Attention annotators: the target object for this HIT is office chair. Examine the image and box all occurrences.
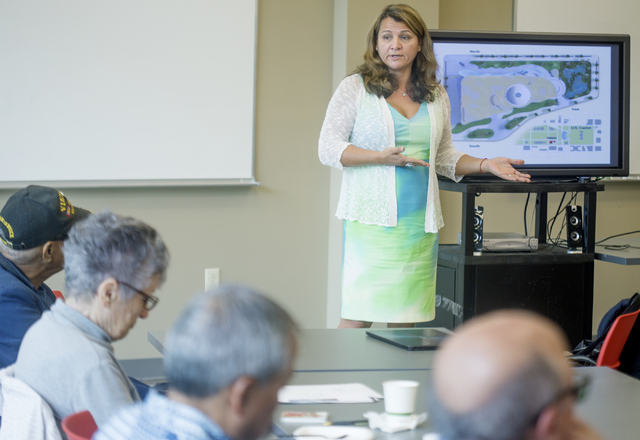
[61,411,98,440]
[597,308,640,369]
[570,293,640,375]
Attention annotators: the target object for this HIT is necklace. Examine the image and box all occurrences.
[398,89,407,97]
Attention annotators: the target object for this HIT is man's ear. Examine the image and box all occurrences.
[532,405,562,440]
[228,376,258,416]
[96,277,120,308]
[41,241,54,263]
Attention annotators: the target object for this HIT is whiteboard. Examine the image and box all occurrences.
[515,0,638,176]
[0,0,257,187]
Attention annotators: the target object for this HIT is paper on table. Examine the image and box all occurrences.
[278,383,383,404]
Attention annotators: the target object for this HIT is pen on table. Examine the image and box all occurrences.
[325,420,369,426]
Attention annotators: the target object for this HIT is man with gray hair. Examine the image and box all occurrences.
[0,185,90,369]
[430,310,602,440]
[3,210,169,431]
[94,285,298,440]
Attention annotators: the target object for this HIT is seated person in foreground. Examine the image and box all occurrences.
[94,285,298,440]
[0,185,90,369]
[430,311,600,440]
[4,210,169,431]
[430,310,602,440]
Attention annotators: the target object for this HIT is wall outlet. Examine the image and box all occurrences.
[205,268,220,291]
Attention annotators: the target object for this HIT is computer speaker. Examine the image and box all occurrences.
[474,206,484,252]
[566,205,584,248]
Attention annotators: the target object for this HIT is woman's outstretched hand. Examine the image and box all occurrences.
[484,157,531,182]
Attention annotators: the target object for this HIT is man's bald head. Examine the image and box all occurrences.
[430,311,573,440]
[434,310,570,412]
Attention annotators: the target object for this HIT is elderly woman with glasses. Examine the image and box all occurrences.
[11,210,169,431]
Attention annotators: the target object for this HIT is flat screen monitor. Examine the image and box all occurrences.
[429,30,630,178]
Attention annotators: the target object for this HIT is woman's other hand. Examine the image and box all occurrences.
[484,157,531,182]
[340,144,429,167]
[378,146,429,167]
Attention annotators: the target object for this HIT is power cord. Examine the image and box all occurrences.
[544,192,578,251]
[596,231,640,250]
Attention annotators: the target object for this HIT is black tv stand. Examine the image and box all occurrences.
[424,178,604,346]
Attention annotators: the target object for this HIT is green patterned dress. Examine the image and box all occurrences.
[341,102,438,323]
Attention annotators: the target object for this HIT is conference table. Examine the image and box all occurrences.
[274,367,640,440]
[148,328,448,371]
[148,329,640,439]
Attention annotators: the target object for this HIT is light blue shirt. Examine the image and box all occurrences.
[93,391,232,440]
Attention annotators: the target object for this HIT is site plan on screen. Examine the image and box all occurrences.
[434,43,613,166]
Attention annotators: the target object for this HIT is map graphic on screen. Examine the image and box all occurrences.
[431,37,624,173]
[445,54,599,144]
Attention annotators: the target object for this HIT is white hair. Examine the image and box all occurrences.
[164,285,298,397]
[63,210,169,301]
[0,240,42,265]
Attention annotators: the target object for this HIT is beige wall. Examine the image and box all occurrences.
[0,0,335,360]
[439,0,513,31]
[592,183,640,325]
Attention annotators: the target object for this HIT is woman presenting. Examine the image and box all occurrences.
[319,4,530,329]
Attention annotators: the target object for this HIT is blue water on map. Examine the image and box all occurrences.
[563,65,589,99]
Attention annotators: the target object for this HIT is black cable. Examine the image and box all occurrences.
[546,193,565,240]
[546,192,569,244]
[548,208,567,248]
[524,193,531,236]
[538,194,564,253]
[604,245,631,251]
[595,230,640,245]
[555,211,568,246]
[545,192,578,250]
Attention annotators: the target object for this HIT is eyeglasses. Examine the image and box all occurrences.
[531,375,590,424]
[116,280,159,311]
[554,375,590,403]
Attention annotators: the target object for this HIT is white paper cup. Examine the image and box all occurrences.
[382,380,419,416]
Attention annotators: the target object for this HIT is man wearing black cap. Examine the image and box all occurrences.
[0,185,90,369]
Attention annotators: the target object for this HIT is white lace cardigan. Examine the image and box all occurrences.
[318,74,465,233]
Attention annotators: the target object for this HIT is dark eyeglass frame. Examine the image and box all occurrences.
[531,375,591,425]
[116,280,159,311]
